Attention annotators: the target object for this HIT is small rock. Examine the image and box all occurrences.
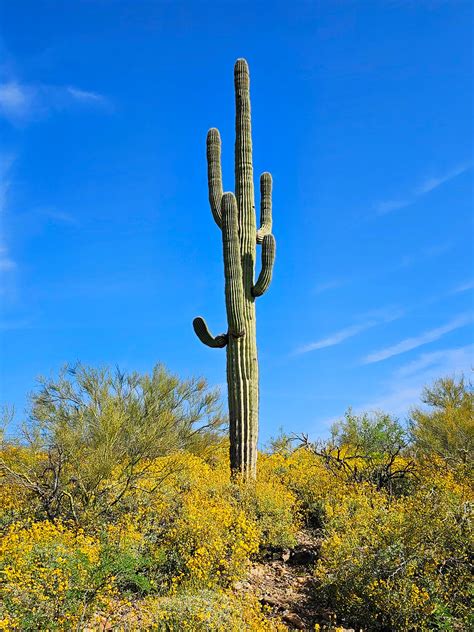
[233,580,250,591]
[282,612,306,629]
[289,548,318,565]
[282,549,291,562]
[261,594,279,606]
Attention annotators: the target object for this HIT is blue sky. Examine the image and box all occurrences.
[0,0,472,442]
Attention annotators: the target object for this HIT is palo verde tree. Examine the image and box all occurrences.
[0,363,224,522]
[193,59,276,478]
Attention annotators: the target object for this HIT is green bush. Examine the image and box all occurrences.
[313,466,473,631]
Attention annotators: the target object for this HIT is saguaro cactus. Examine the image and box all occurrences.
[193,59,276,478]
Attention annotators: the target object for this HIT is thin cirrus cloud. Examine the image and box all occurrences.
[352,343,474,419]
[362,313,473,365]
[39,208,79,226]
[0,154,16,273]
[374,163,471,215]
[295,307,404,354]
[319,343,473,428]
[0,79,109,124]
[0,246,16,272]
[313,279,347,295]
[451,279,474,294]
[393,343,474,379]
[296,322,376,354]
[315,242,452,296]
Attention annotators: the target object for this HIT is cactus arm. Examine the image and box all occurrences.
[252,234,276,297]
[221,192,245,337]
[207,128,223,228]
[193,317,228,348]
[256,172,272,244]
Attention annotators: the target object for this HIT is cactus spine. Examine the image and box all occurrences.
[193,59,276,478]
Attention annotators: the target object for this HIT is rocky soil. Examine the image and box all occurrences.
[235,530,357,631]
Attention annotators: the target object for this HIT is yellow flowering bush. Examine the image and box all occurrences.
[264,447,345,527]
[0,521,113,630]
[165,488,259,588]
[87,589,286,630]
[1,381,472,632]
[138,453,259,588]
[313,465,473,630]
[0,446,39,529]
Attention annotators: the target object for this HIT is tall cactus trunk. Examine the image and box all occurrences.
[193,59,275,479]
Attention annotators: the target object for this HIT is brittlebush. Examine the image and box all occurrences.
[312,463,472,631]
[0,521,113,630]
[1,443,472,631]
[0,449,295,629]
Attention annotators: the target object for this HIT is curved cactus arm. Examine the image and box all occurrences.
[256,172,272,244]
[252,233,276,297]
[207,128,223,228]
[193,317,228,348]
[222,192,245,337]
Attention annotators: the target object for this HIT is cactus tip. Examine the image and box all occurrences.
[207,128,220,141]
[235,57,248,68]
[221,191,237,208]
[234,58,249,87]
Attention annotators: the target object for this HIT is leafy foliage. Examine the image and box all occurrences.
[410,376,473,472]
[1,363,224,522]
[313,465,472,630]
[0,369,472,630]
[298,410,416,495]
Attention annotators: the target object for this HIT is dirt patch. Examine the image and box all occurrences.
[235,531,318,629]
[235,530,356,631]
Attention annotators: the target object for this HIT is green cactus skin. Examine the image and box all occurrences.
[193,59,276,478]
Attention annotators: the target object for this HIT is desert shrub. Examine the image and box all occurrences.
[313,466,473,631]
[263,448,342,528]
[302,410,416,495]
[118,450,297,586]
[236,453,300,550]
[0,521,114,630]
[1,369,472,631]
[165,486,259,588]
[0,363,224,524]
[87,589,286,631]
[0,446,32,529]
[0,506,285,631]
[410,376,473,474]
[146,453,259,588]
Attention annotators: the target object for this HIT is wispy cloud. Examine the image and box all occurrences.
[0,318,31,330]
[314,279,347,294]
[376,198,411,214]
[415,164,471,195]
[314,242,452,297]
[394,344,474,379]
[297,322,376,354]
[0,79,109,124]
[295,306,404,354]
[0,153,15,213]
[451,280,474,294]
[396,242,453,269]
[0,246,16,271]
[356,344,473,417]
[362,313,473,365]
[65,86,106,104]
[0,154,16,274]
[0,82,30,121]
[40,208,79,225]
[375,163,471,215]
[319,343,473,430]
